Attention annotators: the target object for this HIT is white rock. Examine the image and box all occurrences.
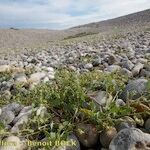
[47,73,55,80]
[43,77,49,83]
[138,58,148,64]
[0,65,10,73]
[29,72,46,83]
[46,67,54,72]
[84,63,93,70]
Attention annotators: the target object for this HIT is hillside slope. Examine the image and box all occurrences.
[0,9,150,52]
[69,9,150,33]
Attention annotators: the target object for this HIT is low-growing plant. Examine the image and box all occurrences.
[0,72,12,82]
[0,69,149,149]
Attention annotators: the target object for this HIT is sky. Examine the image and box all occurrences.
[0,0,150,29]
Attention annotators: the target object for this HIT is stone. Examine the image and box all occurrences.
[115,116,136,132]
[29,72,46,83]
[115,99,126,107]
[0,109,15,125]
[13,73,27,84]
[140,69,150,77]
[104,65,121,73]
[138,58,148,64]
[43,77,49,83]
[11,106,35,132]
[145,118,150,133]
[121,60,134,71]
[92,58,101,67]
[84,63,93,70]
[120,79,148,101]
[47,72,55,80]
[11,115,29,133]
[109,128,150,150]
[107,54,117,65]
[87,91,112,108]
[12,106,33,124]
[68,65,77,72]
[120,68,132,77]
[75,124,98,148]
[100,127,117,148]
[0,65,10,73]
[132,62,144,76]
[80,69,89,74]
[3,102,23,115]
[45,67,54,72]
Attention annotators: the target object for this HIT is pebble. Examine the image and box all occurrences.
[132,62,144,76]
[122,60,134,71]
[87,91,112,108]
[109,128,150,150]
[84,63,93,70]
[100,127,117,148]
[120,78,148,101]
[0,65,10,73]
[75,124,98,148]
[29,72,46,83]
[13,73,27,84]
[115,116,136,132]
[0,109,15,125]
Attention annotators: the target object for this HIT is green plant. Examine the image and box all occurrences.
[0,69,149,149]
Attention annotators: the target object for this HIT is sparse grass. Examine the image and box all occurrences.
[63,32,97,40]
[0,72,12,82]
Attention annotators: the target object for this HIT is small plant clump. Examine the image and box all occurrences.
[0,69,149,149]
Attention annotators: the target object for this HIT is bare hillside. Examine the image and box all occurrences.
[0,9,150,52]
[69,9,150,33]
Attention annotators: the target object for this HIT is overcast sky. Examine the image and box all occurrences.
[0,0,150,29]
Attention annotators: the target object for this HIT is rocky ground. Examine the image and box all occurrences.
[0,10,150,150]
